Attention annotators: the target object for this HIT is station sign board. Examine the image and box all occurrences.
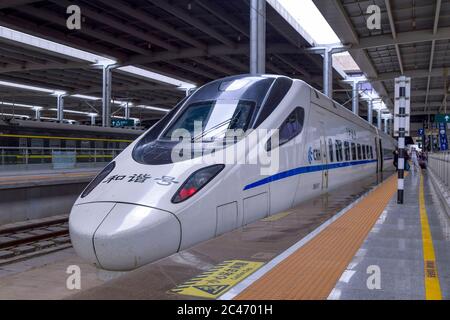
[439,122,448,151]
[435,114,450,123]
[111,119,134,127]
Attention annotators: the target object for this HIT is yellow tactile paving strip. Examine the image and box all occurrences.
[236,174,398,300]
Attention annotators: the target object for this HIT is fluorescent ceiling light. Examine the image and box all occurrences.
[0,113,30,119]
[135,105,170,113]
[70,94,101,101]
[118,66,196,89]
[0,101,42,109]
[0,26,196,89]
[0,80,56,94]
[48,108,93,115]
[0,26,115,63]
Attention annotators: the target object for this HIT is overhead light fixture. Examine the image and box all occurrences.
[48,108,94,115]
[135,105,170,113]
[70,94,101,101]
[0,80,56,94]
[0,101,43,109]
[0,113,30,119]
[118,66,196,90]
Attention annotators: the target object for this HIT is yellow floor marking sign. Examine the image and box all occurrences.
[262,210,292,222]
[419,173,442,300]
[170,260,264,299]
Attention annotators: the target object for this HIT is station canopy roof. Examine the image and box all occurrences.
[314,0,450,118]
[0,0,359,122]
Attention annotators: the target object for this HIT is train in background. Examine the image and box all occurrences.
[69,74,397,271]
[0,119,143,166]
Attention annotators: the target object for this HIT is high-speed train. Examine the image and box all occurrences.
[69,75,397,271]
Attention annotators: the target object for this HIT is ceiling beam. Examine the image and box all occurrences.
[353,27,450,50]
[146,0,236,48]
[384,0,404,74]
[0,0,40,9]
[313,0,392,108]
[50,0,179,52]
[15,5,152,56]
[425,0,442,112]
[375,67,448,82]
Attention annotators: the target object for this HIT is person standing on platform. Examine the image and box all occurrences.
[411,148,420,172]
[393,148,399,171]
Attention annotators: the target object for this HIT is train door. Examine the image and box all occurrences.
[319,121,329,191]
[379,138,384,171]
[375,137,380,173]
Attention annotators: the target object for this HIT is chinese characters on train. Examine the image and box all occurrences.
[103,174,179,186]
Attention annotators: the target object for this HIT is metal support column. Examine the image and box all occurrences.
[90,114,96,126]
[124,102,130,120]
[377,109,382,130]
[250,0,266,75]
[34,107,41,121]
[102,65,115,127]
[352,81,359,115]
[57,94,64,122]
[367,99,373,125]
[323,49,333,98]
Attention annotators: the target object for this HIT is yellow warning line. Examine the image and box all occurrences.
[419,172,442,300]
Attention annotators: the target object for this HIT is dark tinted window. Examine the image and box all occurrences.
[362,145,367,159]
[351,143,357,160]
[335,140,343,162]
[266,107,305,151]
[162,100,254,142]
[329,138,334,163]
[344,141,350,161]
[357,144,362,159]
[254,77,293,128]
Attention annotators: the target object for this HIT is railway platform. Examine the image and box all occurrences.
[0,168,98,225]
[64,169,449,300]
[0,168,98,190]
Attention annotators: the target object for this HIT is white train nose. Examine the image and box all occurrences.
[69,202,181,271]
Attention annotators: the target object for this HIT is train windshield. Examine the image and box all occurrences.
[162,100,254,143]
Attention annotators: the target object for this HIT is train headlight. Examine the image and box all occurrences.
[80,161,116,198]
[171,164,225,203]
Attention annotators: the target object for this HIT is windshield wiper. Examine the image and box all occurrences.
[191,118,232,142]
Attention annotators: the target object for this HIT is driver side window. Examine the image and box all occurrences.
[266,107,305,151]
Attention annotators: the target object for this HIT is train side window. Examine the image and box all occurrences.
[344,141,350,161]
[357,144,362,160]
[335,140,343,162]
[351,143,357,161]
[366,145,370,159]
[266,107,305,151]
[362,145,367,159]
[328,138,334,162]
[370,146,374,159]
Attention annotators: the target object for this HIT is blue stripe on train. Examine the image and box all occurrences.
[243,159,378,190]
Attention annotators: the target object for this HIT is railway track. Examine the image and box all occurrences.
[0,215,71,265]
